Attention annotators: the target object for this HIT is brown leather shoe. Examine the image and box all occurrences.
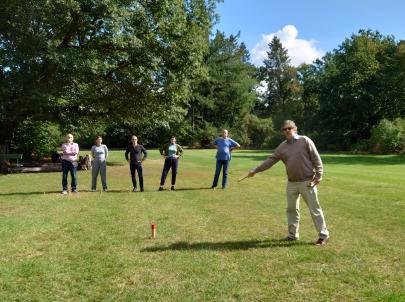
[315,237,329,246]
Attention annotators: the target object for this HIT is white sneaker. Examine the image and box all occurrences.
[92,189,97,192]
[61,190,68,195]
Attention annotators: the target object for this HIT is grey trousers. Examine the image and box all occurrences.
[92,160,107,190]
[286,180,329,240]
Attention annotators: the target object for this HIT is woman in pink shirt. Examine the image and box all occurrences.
[61,133,79,194]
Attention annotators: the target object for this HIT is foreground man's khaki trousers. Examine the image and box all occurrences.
[286,181,329,240]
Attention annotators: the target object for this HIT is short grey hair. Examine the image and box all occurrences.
[282,120,297,130]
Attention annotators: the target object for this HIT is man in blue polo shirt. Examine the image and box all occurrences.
[211,129,240,189]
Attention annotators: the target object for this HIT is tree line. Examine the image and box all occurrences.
[1,1,404,159]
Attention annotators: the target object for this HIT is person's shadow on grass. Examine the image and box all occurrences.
[0,189,132,196]
[165,187,211,192]
[0,191,62,196]
[141,239,313,252]
[0,188,216,196]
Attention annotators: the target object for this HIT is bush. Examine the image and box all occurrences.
[367,118,405,153]
[233,114,276,148]
[192,122,219,148]
[12,120,62,159]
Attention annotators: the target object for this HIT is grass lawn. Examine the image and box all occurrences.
[0,149,404,301]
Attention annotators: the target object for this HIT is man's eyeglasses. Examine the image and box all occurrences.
[283,127,293,131]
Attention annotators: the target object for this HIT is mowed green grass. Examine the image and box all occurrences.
[0,150,404,301]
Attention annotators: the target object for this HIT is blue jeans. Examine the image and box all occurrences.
[130,162,143,190]
[62,160,77,191]
[160,157,178,186]
[212,159,230,188]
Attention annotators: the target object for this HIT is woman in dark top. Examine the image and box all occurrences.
[125,135,147,192]
[158,136,184,191]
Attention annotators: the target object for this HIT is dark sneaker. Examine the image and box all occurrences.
[140,188,144,192]
[315,237,329,246]
[132,188,137,192]
[171,186,175,191]
[158,187,164,191]
[103,188,108,192]
[71,190,78,193]
[221,186,226,189]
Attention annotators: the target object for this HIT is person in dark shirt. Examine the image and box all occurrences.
[125,135,148,192]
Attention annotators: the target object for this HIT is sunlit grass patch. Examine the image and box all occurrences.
[0,150,404,301]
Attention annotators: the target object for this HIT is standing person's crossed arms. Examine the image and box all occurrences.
[61,133,79,194]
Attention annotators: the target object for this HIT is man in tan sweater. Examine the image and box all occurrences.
[248,120,330,246]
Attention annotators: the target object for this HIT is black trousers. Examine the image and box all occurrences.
[130,162,143,190]
[160,157,178,186]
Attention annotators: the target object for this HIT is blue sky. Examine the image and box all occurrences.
[214,0,405,66]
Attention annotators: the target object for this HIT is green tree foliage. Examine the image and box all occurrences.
[60,117,108,149]
[3,1,405,155]
[0,0,219,147]
[316,30,400,148]
[376,40,405,119]
[257,36,301,126]
[188,31,258,144]
[12,120,62,159]
[296,62,323,133]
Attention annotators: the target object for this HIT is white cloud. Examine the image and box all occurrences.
[251,25,325,66]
